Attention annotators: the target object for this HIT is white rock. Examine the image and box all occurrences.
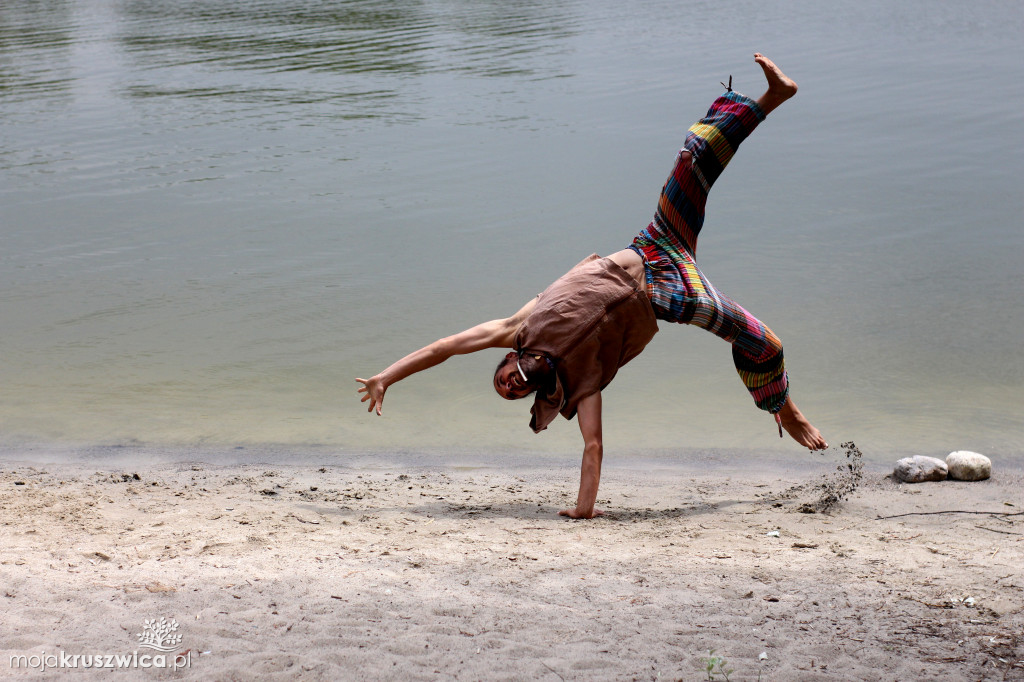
[894,456,947,483]
[946,451,991,481]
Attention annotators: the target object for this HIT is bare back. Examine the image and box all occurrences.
[606,248,646,287]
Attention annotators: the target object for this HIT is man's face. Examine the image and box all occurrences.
[494,355,531,400]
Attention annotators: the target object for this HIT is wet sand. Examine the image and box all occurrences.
[1,454,1022,680]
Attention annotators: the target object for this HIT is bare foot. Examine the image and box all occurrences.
[753,53,798,115]
[776,398,828,451]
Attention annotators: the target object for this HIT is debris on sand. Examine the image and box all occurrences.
[800,441,864,513]
[764,441,864,513]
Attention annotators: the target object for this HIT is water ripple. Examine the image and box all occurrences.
[2,0,1022,452]
[115,0,576,77]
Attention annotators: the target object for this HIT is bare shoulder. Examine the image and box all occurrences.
[438,296,538,355]
[508,295,539,327]
[494,296,539,347]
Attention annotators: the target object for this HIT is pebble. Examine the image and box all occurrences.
[894,456,947,483]
[946,451,992,481]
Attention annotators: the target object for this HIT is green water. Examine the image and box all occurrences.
[2,0,1023,462]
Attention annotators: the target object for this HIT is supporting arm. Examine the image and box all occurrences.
[559,391,604,519]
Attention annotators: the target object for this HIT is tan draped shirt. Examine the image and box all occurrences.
[514,254,659,433]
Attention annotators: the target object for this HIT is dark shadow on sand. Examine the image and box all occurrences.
[295,498,756,522]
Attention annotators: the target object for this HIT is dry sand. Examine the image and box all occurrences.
[1,451,1022,681]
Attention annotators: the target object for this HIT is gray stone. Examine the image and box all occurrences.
[946,451,991,481]
[894,456,948,483]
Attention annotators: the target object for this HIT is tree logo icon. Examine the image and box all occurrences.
[136,618,183,652]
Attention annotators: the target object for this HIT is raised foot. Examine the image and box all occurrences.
[776,399,828,452]
[753,53,797,114]
[755,53,798,97]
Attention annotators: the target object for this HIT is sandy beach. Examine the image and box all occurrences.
[2,451,1022,681]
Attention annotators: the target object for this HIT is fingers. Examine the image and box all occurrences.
[356,377,384,415]
[362,392,382,414]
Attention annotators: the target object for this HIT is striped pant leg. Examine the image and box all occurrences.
[653,91,766,256]
[673,250,789,413]
[632,91,785,413]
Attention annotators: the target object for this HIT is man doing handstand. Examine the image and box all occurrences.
[357,54,827,519]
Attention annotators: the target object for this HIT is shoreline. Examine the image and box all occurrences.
[2,458,1022,680]
[3,441,1022,472]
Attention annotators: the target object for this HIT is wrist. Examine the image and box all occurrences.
[574,496,596,514]
[576,505,594,517]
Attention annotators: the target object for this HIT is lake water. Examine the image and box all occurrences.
[2,0,1023,463]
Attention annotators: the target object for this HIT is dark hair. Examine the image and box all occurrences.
[518,353,555,391]
[494,354,518,378]
[494,352,555,396]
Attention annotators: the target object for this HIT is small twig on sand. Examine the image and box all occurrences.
[541,661,565,681]
[504,527,554,533]
[876,510,1024,520]
[975,525,1023,536]
[901,595,952,609]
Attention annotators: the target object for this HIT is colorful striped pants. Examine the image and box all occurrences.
[628,91,789,414]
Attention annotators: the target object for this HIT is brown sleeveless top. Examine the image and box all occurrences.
[514,254,658,433]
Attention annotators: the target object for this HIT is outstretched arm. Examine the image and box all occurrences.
[559,391,604,519]
[356,297,538,415]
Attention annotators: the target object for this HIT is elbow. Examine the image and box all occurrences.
[428,338,454,360]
